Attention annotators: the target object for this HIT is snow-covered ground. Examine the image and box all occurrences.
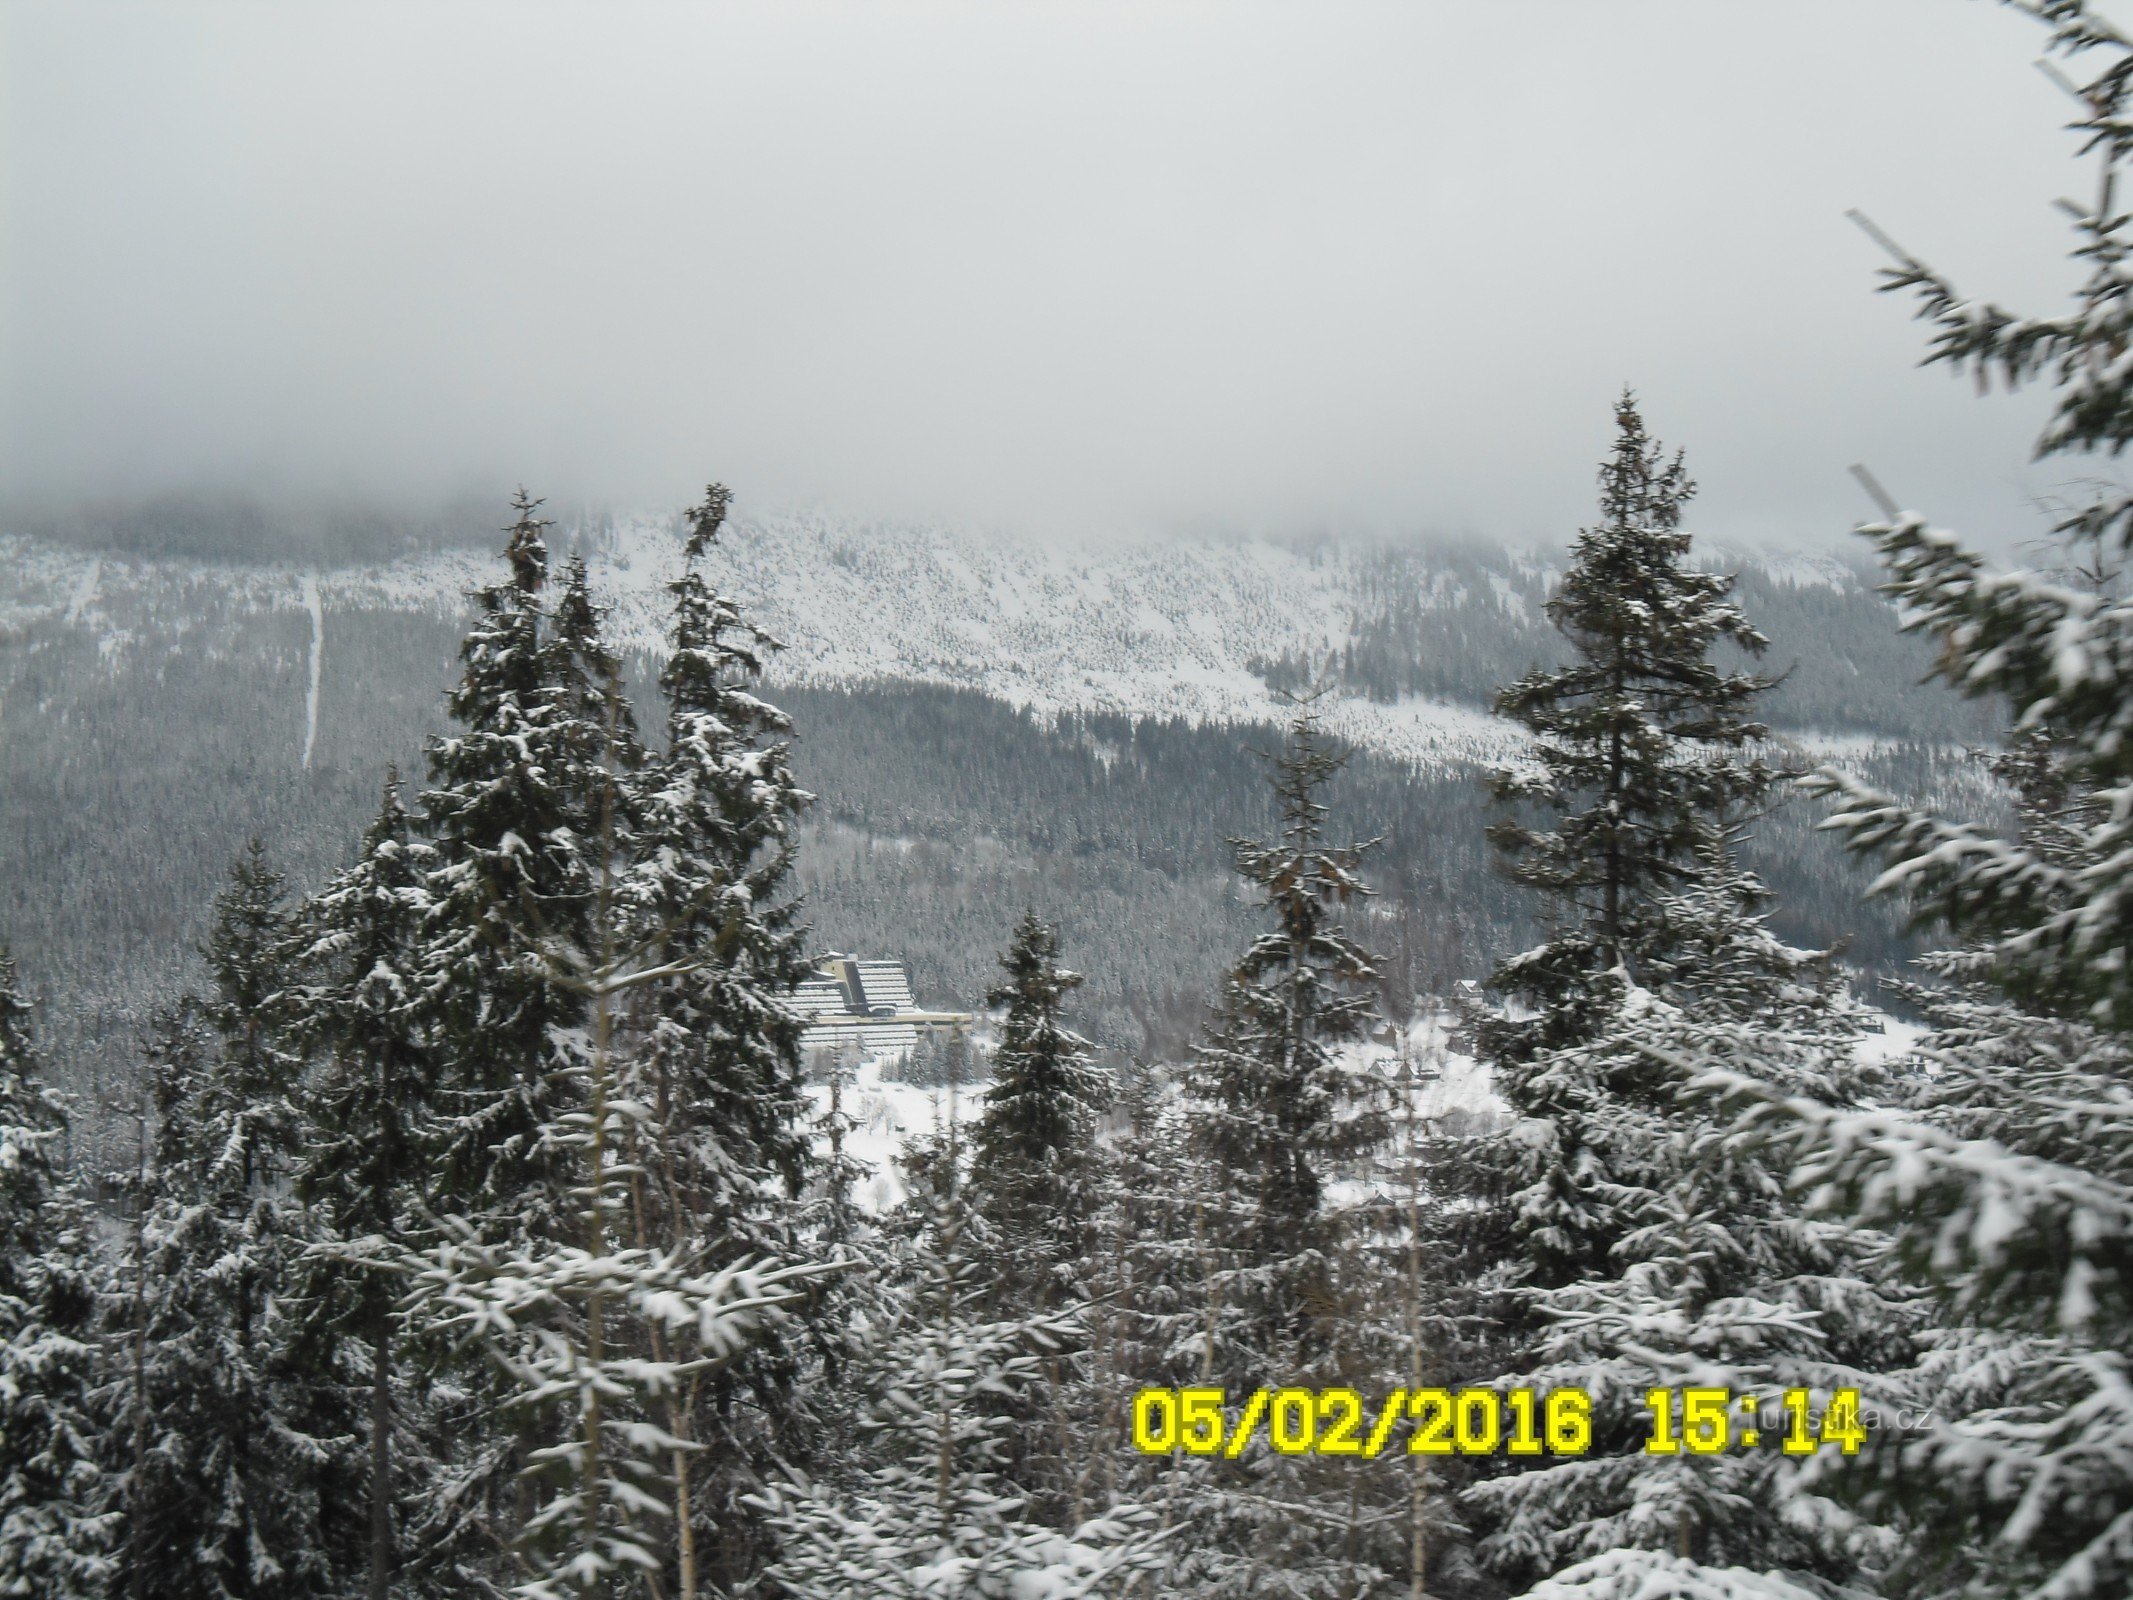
[803,1054,982,1214]
[1855,1015,1926,1069]
[811,1011,1511,1215]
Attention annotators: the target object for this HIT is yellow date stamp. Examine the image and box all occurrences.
[1128,1386,1870,1459]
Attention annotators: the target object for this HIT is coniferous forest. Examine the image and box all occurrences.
[17,3,2133,1598]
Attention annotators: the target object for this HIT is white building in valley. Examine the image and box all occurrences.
[794,956,918,1057]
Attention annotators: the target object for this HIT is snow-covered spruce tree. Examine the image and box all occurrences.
[420,494,625,1249]
[610,483,827,1593]
[626,484,813,1241]
[1186,704,1385,1375]
[413,497,637,1564]
[1500,9,2133,1598]
[968,911,1107,1310]
[961,913,1115,1538]
[1468,992,1915,1593]
[0,950,110,1598]
[282,772,462,1600]
[409,498,837,1598]
[104,844,355,1600]
[1132,706,1400,1598]
[1484,392,1777,1066]
[751,1152,1162,1600]
[1478,401,1796,1313]
[1464,396,1927,1590]
[1687,970,2133,1600]
[1702,12,2133,1593]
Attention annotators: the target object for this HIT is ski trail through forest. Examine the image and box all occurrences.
[64,558,99,623]
[300,572,321,771]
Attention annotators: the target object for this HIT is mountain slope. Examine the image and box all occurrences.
[4,508,1990,766]
[0,510,1997,1169]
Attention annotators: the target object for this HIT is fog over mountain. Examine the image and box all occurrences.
[0,0,2096,550]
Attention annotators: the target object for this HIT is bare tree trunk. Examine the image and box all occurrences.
[578,669,625,1572]
[128,1111,151,1600]
[672,1376,701,1600]
[1403,1037,1430,1600]
[630,1115,700,1600]
[370,1324,393,1600]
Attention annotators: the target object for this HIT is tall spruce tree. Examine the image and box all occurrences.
[420,492,612,1245]
[1187,703,1383,1372]
[284,774,453,1600]
[1717,9,2133,1595]
[0,951,109,1598]
[1461,399,1917,1595]
[1485,393,1776,1062]
[968,911,1106,1306]
[398,495,589,1583]
[401,488,839,1597]
[614,483,824,1592]
[107,845,352,1600]
[1478,399,1789,1309]
[1513,7,2133,1598]
[1147,707,1398,1599]
[411,495,633,1572]
[626,483,813,1236]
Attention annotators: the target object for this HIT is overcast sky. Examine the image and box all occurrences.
[0,1,2115,549]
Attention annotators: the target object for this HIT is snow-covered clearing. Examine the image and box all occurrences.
[300,572,322,771]
[65,558,100,623]
[805,1055,982,1214]
[812,1011,1512,1216]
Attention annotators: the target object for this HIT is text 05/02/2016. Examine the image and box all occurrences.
[1128,1386,1874,1460]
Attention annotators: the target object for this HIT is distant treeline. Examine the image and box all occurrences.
[3,488,615,567]
[1251,541,2001,742]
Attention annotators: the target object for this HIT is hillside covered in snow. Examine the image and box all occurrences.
[0,506,1991,769]
[0,507,1993,1154]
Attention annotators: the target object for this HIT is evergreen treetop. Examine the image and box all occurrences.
[969,910,1105,1276]
[1487,393,1777,1055]
[0,950,109,1600]
[1694,8,2133,1598]
[0,951,69,1298]
[161,840,300,1191]
[1188,704,1384,1382]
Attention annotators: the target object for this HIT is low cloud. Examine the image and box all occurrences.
[0,0,2094,550]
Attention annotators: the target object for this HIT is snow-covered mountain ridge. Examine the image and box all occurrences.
[0,510,1929,771]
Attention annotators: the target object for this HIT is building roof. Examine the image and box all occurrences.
[796,956,922,1057]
